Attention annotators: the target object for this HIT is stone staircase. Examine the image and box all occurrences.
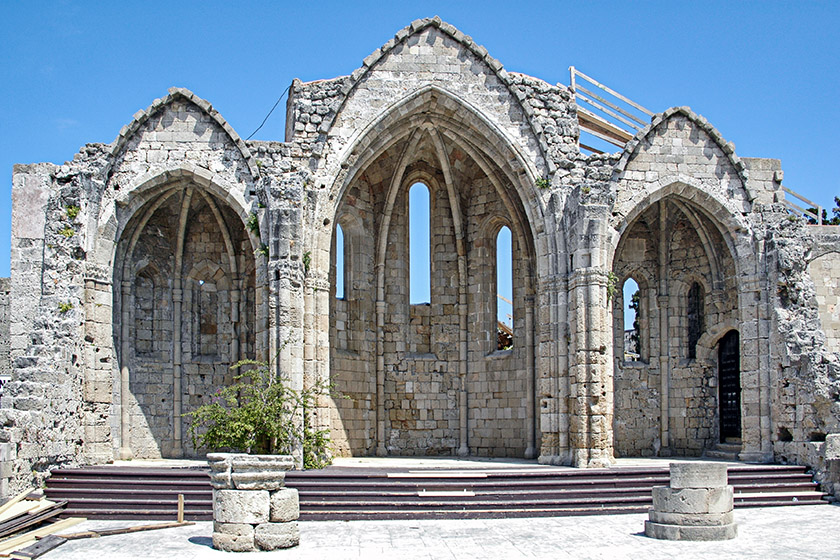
[704,438,743,461]
[43,462,829,521]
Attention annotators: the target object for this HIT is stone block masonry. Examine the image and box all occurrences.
[2,16,839,498]
[645,462,737,541]
[209,453,299,552]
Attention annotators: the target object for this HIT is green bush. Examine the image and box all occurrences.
[185,360,331,469]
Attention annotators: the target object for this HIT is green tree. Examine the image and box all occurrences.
[629,290,640,354]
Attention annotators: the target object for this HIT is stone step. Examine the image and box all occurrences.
[703,449,740,460]
[44,463,829,521]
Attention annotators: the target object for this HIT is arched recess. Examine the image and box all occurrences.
[324,90,540,459]
[111,178,261,459]
[610,193,740,458]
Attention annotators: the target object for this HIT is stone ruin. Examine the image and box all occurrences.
[1,17,839,499]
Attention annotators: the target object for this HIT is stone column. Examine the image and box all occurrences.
[646,462,737,541]
[209,453,300,552]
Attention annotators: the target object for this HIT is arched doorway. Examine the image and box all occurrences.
[718,330,741,442]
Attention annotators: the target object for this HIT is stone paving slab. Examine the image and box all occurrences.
[38,504,840,559]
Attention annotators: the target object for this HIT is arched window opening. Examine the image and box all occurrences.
[623,278,641,361]
[335,223,345,300]
[409,182,431,304]
[496,226,513,350]
[687,282,704,359]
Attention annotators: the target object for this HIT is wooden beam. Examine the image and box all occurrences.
[0,518,85,557]
[572,68,654,116]
[576,85,647,127]
[8,536,66,560]
[56,521,195,541]
[177,494,184,524]
[578,108,634,144]
[0,491,36,520]
[579,142,604,154]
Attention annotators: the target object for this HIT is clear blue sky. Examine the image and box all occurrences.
[2,1,838,279]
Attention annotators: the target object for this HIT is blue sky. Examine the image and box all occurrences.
[2,1,838,280]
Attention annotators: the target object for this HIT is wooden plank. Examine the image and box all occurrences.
[0,491,36,520]
[56,521,195,541]
[576,86,647,127]
[0,502,49,526]
[578,108,634,144]
[0,518,85,556]
[579,142,604,154]
[0,502,65,541]
[177,494,184,524]
[572,68,654,116]
[577,93,641,132]
[8,535,66,560]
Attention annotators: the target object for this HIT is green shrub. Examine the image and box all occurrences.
[185,360,331,469]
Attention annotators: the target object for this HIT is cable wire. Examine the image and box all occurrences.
[245,85,291,141]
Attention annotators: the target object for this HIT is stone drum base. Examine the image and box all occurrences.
[645,462,737,541]
[209,453,300,552]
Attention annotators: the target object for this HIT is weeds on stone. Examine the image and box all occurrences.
[535,177,550,190]
[65,205,80,220]
[302,251,311,274]
[185,359,332,469]
[606,271,618,301]
[58,302,74,313]
[246,212,260,234]
[256,243,269,257]
[58,227,75,238]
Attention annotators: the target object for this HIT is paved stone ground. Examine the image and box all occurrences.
[40,504,839,559]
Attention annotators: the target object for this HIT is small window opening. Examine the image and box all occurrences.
[623,278,640,361]
[409,183,431,304]
[496,226,513,350]
[335,224,345,299]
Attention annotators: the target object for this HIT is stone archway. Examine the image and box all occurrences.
[611,195,739,457]
[114,183,257,459]
[327,112,539,459]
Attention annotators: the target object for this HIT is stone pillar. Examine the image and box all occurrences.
[209,453,300,552]
[645,462,737,541]
[825,434,840,500]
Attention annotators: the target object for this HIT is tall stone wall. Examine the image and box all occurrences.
[0,278,9,384]
[810,251,840,354]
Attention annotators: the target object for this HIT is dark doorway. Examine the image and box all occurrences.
[718,330,741,442]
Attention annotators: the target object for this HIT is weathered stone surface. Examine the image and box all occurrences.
[651,486,734,514]
[648,510,734,526]
[213,522,254,537]
[826,433,840,461]
[669,462,728,489]
[212,532,256,552]
[209,454,291,490]
[213,489,269,524]
[270,487,300,522]
[232,471,285,491]
[645,520,737,541]
[254,521,299,550]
